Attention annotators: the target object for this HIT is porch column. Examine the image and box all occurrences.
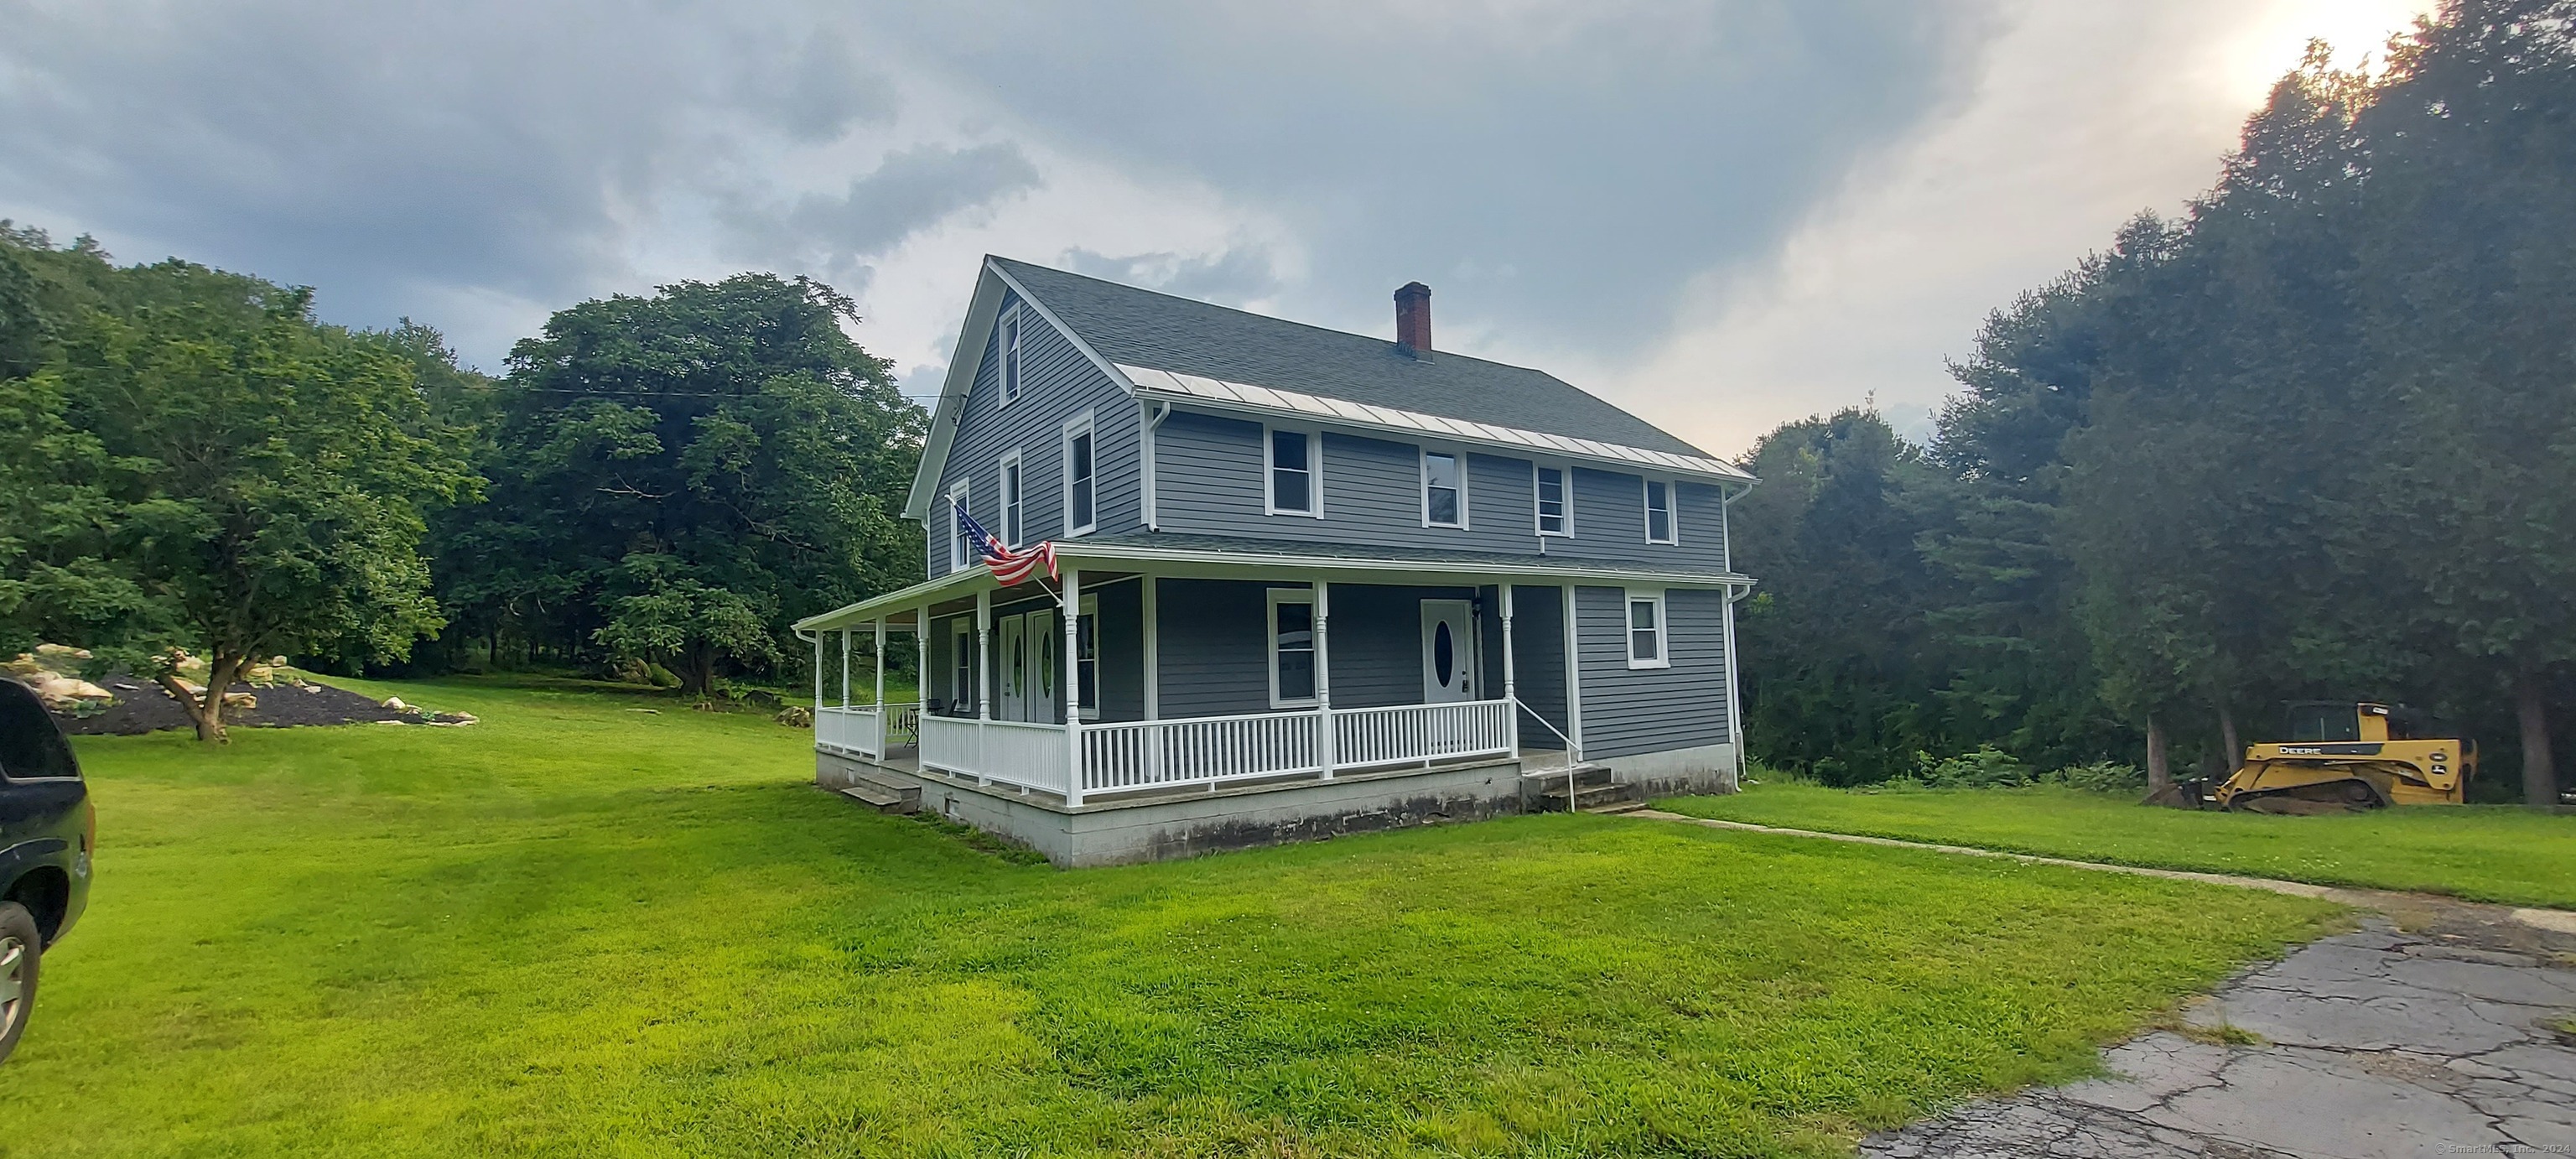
[1561,585,1584,762]
[839,629,851,708]
[873,618,887,716]
[1315,579,1334,779]
[811,631,824,719]
[1062,567,1083,808]
[1141,575,1159,720]
[1501,584,1519,761]
[975,590,993,721]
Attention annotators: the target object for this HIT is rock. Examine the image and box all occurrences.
[776,705,813,727]
[450,713,477,725]
[33,677,113,709]
[34,643,91,662]
[268,656,288,668]
[221,691,255,709]
[382,696,408,711]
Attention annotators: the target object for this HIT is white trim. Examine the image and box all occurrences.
[1420,448,1467,528]
[1532,462,1571,538]
[1643,477,1679,545]
[1265,586,1319,709]
[1141,399,1169,531]
[997,449,1026,548]
[1142,576,1161,720]
[948,620,974,709]
[945,480,973,571]
[1562,585,1584,757]
[1060,409,1098,538]
[997,304,1024,407]
[1262,424,1323,517]
[1624,588,1670,669]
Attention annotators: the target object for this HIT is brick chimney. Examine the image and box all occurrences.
[1394,282,1431,359]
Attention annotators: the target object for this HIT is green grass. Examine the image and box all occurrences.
[1658,781,2576,911]
[0,679,2337,1156]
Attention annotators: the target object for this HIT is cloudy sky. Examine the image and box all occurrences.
[0,0,2427,456]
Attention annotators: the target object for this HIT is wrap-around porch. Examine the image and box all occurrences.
[802,562,1589,808]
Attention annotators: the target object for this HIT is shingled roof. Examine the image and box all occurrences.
[991,257,1709,458]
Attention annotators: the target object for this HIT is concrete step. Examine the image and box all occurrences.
[845,769,921,812]
[1536,773,1638,813]
[838,784,906,813]
[1524,762,1614,788]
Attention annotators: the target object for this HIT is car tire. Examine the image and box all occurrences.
[0,901,39,1065]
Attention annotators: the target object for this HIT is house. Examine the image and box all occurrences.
[793,257,1756,866]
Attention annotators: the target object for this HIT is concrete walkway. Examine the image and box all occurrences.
[1630,811,2576,1158]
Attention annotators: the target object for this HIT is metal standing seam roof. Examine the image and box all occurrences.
[988,257,1732,465]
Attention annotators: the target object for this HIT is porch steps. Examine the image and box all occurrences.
[836,770,922,814]
[1528,763,1638,813]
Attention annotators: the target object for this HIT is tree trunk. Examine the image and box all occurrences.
[2517,668,2558,809]
[154,651,245,743]
[2145,712,2173,797]
[2217,702,2241,774]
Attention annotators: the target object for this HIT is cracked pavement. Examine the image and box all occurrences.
[1862,901,2576,1158]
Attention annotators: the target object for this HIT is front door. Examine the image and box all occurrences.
[1027,609,1057,725]
[998,616,1027,720]
[1420,600,1477,704]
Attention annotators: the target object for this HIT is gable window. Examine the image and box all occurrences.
[999,451,1025,548]
[1644,479,1676,544]
[946,481,972,571]
[1627,590,1670,669]
[1266,428,1318,516]
[1422,450,1464,528]
[1268,588,1317,707]
[1535,465,1569,536]
[1000,306,1023,404]
[1076,594,1099,720]
[1062,412,1096,536]
[950,621,975,713]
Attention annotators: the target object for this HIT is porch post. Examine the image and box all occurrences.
[811,631,824,719]
[839,629,851,709]
[1062,567,1083,807]
[1141,574,1159,720]
[873,618,887,715]
[1315,579,1334,779]
[975,590,992,721]
[1501,584,1519,761]
[1561,585,1584,763]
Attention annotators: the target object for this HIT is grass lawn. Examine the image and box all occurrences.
[1659,781,2576,911]
[1,679,2337,1157]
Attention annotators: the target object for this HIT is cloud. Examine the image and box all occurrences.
[726,143,1045,287]
[1061,246,1283,306]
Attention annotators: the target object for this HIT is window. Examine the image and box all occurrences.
[1076,594,1099,720]
[1062,413,1096,536]
[946,481,971,570]
[1422,450,1464,528]
[0,682,79,780]
[950,621,974,713]
[1000,306,1022,403]
[1535,465,1569,536]
[1627,590,1670,669]
[1266,428,1317,516]
[1268,589,1317,706]
[1644,479,1676,544]
[998,451,1025,548]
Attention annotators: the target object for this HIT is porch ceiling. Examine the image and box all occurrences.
[796,533,1753,633]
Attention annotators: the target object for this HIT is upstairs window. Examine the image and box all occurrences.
[1000,452,1025,548]
[1535,465,1569,536]
[1644,479,1676,544]
[1000,307,1023,403]
[946,481,972,570]
[1267,428,1317,515]
[1063,413,1096,535]
[1627,590,1669,669]
[1269,589,1317,706]
[1422,451,1463,528]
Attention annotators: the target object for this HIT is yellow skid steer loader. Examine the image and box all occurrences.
[2188,702,2475,813]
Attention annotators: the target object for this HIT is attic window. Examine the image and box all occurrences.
[1644,479,1676,544]
[1422,451,1464,528]
[1267,429,1317,516]
[1535,465,1568,536]
[1000,307,1023,403]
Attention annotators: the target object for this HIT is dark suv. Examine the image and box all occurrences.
[0,675,91,1063]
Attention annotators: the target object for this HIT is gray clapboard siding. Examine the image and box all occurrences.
[1150,579,1277,720]
[921,580,1145,723]
[927,290,1140,577]
[1505,585,1571,746]
[1572,585,1731,760]
[1322,584,1477,709]
[1150,408,1732,572]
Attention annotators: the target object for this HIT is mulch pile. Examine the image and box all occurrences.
[54,675,474,736]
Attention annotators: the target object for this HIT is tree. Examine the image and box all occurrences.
[18,255,477,740]
[442,274,923,694]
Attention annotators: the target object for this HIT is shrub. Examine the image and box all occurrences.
[1909,746,2034,788]
[2049,760,2146,794]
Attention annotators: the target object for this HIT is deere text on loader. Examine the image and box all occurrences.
[2186,702,2475,813]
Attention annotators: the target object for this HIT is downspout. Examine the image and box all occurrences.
[1142,398,1172,531]
[1719,479,1753,784]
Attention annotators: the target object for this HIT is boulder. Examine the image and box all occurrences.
[381,696,408,711]
[34,677,112,709]
[775,704,813,728]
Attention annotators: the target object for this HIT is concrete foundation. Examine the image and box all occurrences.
[818,740,1737,867]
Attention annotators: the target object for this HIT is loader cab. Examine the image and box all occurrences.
[2283,701,2433,744]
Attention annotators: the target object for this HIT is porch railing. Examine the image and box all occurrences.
[1077,699,1514,797]
[816,702,922,761]
[919,715,1070,795]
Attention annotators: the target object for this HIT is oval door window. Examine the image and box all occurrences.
[1434,622,1456,685]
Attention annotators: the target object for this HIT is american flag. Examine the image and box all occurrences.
[957,505,1057,585]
